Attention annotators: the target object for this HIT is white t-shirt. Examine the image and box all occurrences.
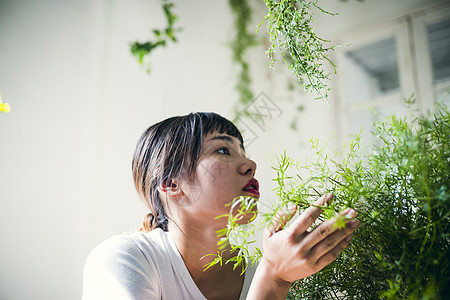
[82,228,255,300]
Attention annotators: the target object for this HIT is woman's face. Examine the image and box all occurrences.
[176,130,259,222]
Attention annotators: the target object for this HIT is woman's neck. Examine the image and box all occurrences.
[167,218,233,271]
[168,219,244,300]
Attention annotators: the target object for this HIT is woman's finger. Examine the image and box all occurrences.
[301,208,358,251]
[286,193,333,237]
[315,233,355,270]
[266,202,298,237]
[309,217,359,262]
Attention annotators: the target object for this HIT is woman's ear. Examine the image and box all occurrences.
[158,179,183,199]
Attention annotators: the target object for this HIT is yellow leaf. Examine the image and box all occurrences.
[0,102,11,113]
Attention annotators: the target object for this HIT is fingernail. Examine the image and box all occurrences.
[350,219,360,228]
[287,202,297,211]
[346,209,356,218]
[342,208,352,215]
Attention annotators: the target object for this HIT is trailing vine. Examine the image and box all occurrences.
[130,0,180,74]
[228,0,259,116]
[258,0,338,101]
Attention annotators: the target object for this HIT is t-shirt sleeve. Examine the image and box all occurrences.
[82,236,160,300]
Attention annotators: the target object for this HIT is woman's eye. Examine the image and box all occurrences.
[217,147,231,155]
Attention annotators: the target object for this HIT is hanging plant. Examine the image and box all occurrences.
[129,1,351,105]
[228,0,259,116]
[130,0,180,73]
[258,0,339,100]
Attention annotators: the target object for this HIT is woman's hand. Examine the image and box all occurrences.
[263,193,359,282]
[247,193,359,299]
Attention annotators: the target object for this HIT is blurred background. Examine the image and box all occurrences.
[0,0,449,299]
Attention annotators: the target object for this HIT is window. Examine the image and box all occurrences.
[345,37,400,101]
[426,17,450,102]
[335,3,450,145]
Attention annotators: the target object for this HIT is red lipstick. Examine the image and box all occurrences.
[242,178,260,197]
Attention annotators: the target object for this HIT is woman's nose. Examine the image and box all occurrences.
[239,158,257,176]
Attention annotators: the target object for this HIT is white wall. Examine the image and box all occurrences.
[0,0,441,299]
[0,1,235,299]
[0,1,104,299]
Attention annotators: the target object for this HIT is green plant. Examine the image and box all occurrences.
[258,0,338,100]
[213,101,450,299]
[229,0,259,115]
[203,196,261,274]
[130,0,180,73]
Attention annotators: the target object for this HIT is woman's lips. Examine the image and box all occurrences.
[242,178,260,196]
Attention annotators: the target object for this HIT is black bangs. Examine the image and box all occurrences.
[179,112,244,177]
[197,112,244,144]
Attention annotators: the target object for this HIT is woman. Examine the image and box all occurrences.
[82,112,359,299]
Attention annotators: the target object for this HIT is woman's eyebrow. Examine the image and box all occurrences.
[208,135,245,151]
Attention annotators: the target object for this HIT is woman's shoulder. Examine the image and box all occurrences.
[85,228,171,267]
[82,229,170,299]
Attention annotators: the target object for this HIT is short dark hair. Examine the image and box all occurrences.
[132,112,243,231]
